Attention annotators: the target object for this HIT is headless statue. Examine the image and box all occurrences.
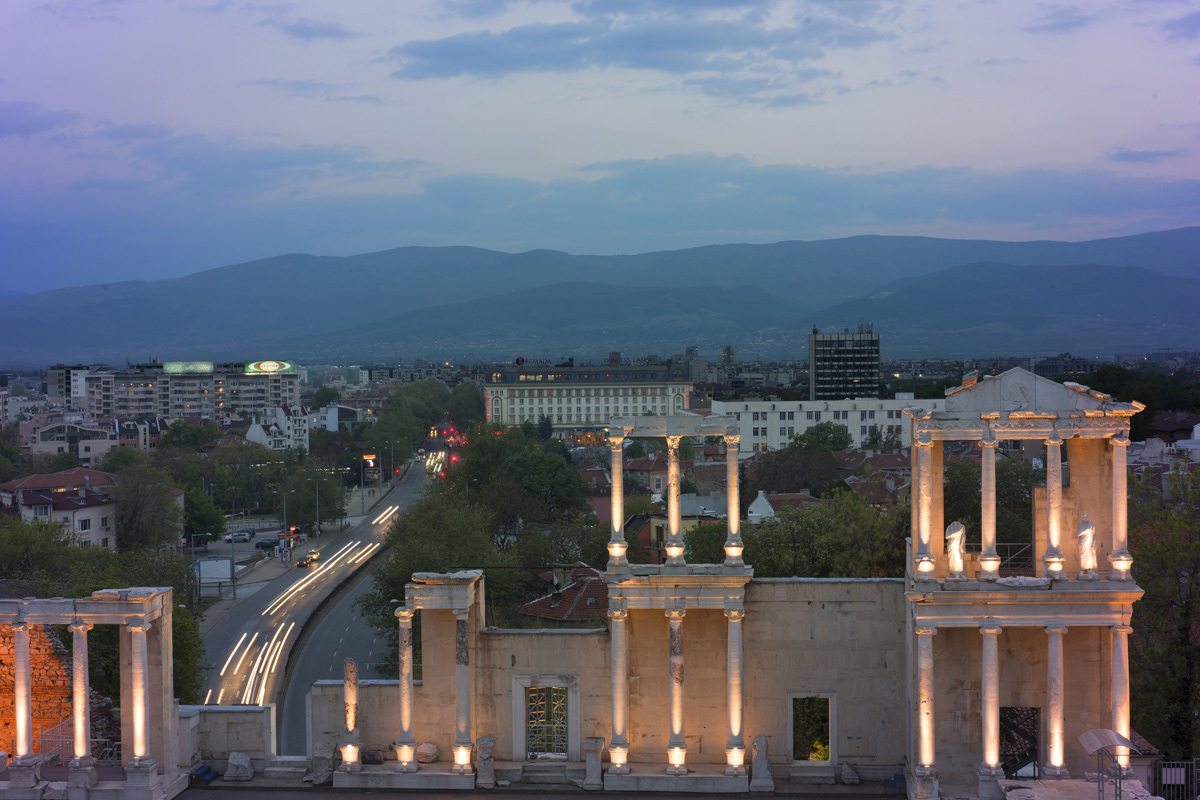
[1077,513,1098,578]
[945,521,966,579]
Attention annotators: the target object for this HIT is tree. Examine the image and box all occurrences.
[790,421,853,452]
[624,439,645,459]
[448,382,486,429]
[537,414,554,441]
[183,487,225,541]
[158,419,220,450]
[684,521,728,564]
[311,385,341,409]
[1129,465,1200,759]
[109,459,183,549]
[493,448,589,521]
[942,457,1042,546]
[744,447,842,501]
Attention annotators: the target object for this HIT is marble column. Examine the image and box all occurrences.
[13,621,33,763]
[1108,436,1133,579]
[665,436,685,566]
[725,602,746,775]
[607,599,630,775]
[341,658,362,771]
[127,619,154,767]
[394,607,418,772]
[69,621,95,768]
[1044,436,1065,577]
[1111,625,1132,773]
[914,438,935,576]
[608,436,628,569]
[1044,626,1068,778]
[979,438,1000,580]
[666,605,687,775]
[979,625,1002,778]
[915,626,937,778]
[452,609,474,774]
[724,435,744,564]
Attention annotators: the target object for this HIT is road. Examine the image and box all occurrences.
[199,463,427,712]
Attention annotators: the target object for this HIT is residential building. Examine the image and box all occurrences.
[27,420,119,466]
[245,405,309,452]
[79,360,300,420]
[712,393,941,453]
[309,403,365,433]
[808,324,880,400]
[484,362,691,436]
[2,486,118,548]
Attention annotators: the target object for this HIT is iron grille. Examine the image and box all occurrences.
[526,686,568,758]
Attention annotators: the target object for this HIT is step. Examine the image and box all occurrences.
[263,766,307,779]
[520,762,585,785]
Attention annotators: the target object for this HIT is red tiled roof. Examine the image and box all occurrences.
[520,565,609,622]
[0,468,119,492]
[19,488,115,511]
[765,492,823,509]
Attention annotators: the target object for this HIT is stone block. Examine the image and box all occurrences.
[416,742,440,763]
[303,742,335,785]
[223,751,253,781]
[582,737,605,790]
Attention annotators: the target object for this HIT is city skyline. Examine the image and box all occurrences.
[1,0,1198,294]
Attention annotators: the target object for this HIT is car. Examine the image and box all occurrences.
[306,549,320,562]
[255,538,280,551]
[236,527,257,538]
[224,531,252,543]
[295,558,311,568]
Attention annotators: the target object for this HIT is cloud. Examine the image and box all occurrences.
[0,101,80,138]
[266,17,357,41]
[1162,10,1200,40]
[389,6,891,100]
[1024,6,1093,34]
[253,78,341,98]
[1108,147,1184,163]
[326,94,382,104]
[95,122,174,140]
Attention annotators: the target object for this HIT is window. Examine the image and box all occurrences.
[780,412,787,421]
[780,427,787,436]
[100,516,109,528]
[806,411,813,420]
[869,410,875,419]
[860,411,867,420]
[814,412,821,421]
[788,412,794,420]
[78,518,91,532]
[752,427,759,436]
[101,538,109,548]
[789,693,834,764]
[861,426,867,435]
[788,427,794,435]
[752,412,760,421]
[33,505,49,518]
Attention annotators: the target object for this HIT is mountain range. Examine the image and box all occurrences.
[2,227,1198,367]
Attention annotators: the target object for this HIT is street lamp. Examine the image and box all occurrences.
[308,476,320,545]
[190,533,209,607]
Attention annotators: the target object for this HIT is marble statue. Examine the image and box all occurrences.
[945,521,966,579]
[1077,513,1098,580]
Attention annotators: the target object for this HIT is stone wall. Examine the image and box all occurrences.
[0,623,75,753]
[304,578,909,777]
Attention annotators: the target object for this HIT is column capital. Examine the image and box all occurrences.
[914,435,934,448]
[124,618,152,633]
[1044,625,1068,636]
[608,436,625,453]
[394,606,415,624]
[1044,435,1064,447]
[915,624,937,636]
[1110,434,1130,448]
[979,624,1002,636]
[723,434,740,447]
[11,620,30,633]
[453,608,470,621]
[1111,624,1133,634]
[665,607,686,622]
[724,605,745,622]
[68,620,92,634]
[606,607,628,622]
[978,435,997,448]
[665,435,682,450]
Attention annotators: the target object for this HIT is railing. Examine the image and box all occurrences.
[1154,759,1198,800]
[965,542,1036,575]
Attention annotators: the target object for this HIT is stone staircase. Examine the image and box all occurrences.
[495,761,585,786]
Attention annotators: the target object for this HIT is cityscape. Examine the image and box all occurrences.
[1,2,1199,800]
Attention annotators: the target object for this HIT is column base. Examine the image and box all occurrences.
[666,764,689,776]
[606,763,630,776]
[1044,556,1066,580]
[450,764,475,775]
[1042,763,1070,780]
[8,756,44,790]
[977,764,1004,800]
[725,745,746,776]
[68,758,99,789]
[1077,569,1098,581]
[394,742,419,773]
[907,765,939,800]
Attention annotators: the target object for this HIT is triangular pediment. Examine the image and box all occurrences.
[942,368,1133,416]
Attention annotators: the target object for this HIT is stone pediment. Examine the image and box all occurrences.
[941,368,1140,418]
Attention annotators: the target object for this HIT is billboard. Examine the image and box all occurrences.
[244,360,295,374]
[164,361,214,374]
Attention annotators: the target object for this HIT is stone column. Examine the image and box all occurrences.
[1044,436,1065,578]
[127,619,154,768]
[725,602,746,776]
[394,607,417,772]
[979,625,1002,779]
[452,609,474,774]
[1044,626,1068,778]
[340,658,362,772]
[608,436,628,569]
[666,605,687,775]
[979,438,1000,580]
[607,598,630,775]
[914,438,935,576]
[665,436,685,566]
[724,435,744,564]
[69,621,95,767]
[1108,436,1133,579]
[1111,624,1132,773]
[13,621,33,762]
[915,626,937,779]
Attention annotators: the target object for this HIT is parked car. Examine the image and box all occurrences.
[224,531,252,543]
[236,528,257,538]
[255,538,280,551]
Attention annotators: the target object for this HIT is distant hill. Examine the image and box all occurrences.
[0,287,24,300]
[810,263,1200,357]
[0,227,1197,365]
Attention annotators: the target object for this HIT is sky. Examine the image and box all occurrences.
[1,0,1198,294]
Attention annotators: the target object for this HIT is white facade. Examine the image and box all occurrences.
[712,394,943,453]
[245,405,309,452]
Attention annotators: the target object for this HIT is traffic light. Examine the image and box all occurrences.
[394,468,400,474]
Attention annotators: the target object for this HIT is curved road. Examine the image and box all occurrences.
[200,465,427,714]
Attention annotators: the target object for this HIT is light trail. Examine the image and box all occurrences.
[217,689,224,704]
[373,505,399,525]
[219,632,249,676]
[230,632,258,678]
[261,540,361,616]
[351,542,382,564]
[204,689,212,704]
[240,640,270,704]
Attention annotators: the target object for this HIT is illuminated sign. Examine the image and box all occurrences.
[244,360,294,374]
[164,361,214,374]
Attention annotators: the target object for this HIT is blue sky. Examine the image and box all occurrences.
[0,0,1198,293]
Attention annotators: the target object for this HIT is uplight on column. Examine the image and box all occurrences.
[452,745,473,771]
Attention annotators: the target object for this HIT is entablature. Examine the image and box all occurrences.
[0,587,171,625]
[907,584,1142,629]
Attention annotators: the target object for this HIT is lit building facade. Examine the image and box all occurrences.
[484,363,691,435]
[79,361,300,421]
[808,325,881,400]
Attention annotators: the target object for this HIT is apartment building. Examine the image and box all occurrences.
[712,393,943,453]
[485,362,691,436]
[808,324,881,400]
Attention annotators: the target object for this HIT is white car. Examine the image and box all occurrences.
[224,531,252,543]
